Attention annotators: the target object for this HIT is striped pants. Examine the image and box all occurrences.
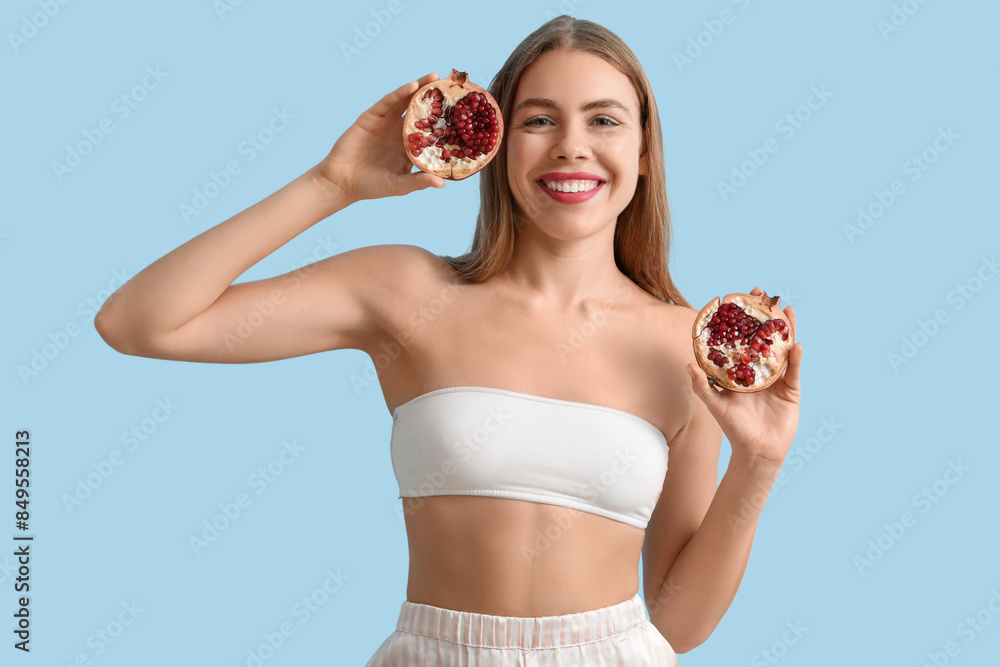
[364,592,679,666]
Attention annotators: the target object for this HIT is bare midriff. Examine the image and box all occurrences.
[401,495,645,616]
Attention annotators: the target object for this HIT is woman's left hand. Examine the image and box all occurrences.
[687,287,804,466]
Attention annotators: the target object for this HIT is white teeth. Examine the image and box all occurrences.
[541,179,601,193]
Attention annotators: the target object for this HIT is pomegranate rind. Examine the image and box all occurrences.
[402,69,504,181]
[691,291,795,393]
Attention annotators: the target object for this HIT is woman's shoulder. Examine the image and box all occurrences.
[637,293,699,354]
[356,243,459,290]
[335,243,462,346]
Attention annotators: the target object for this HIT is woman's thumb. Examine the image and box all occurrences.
[399,171,445,195]
[686,363,723,413]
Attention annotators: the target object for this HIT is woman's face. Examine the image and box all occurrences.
[506,48,647,237]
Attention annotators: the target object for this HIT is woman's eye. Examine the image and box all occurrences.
[522,116,619,127]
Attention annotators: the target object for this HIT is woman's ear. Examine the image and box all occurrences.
[638,148,649,176]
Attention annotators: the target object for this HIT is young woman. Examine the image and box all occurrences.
[96,15,803,666]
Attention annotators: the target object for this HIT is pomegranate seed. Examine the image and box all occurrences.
[707,348,728,367]
[725,362,755,387]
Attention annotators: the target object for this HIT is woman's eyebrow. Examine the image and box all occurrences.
[513,97,632,118]
[513,96,557,113]
[581,98,631,116]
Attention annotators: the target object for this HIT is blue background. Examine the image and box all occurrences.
[4,0,999,665]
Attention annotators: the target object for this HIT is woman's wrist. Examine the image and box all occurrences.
[728,449,784,482]
[307,163,355,213]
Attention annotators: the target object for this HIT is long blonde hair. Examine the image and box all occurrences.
[438,15,690,308]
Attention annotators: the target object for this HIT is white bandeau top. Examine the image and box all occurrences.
[390,386,669,530]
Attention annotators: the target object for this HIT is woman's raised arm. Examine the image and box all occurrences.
[95,73,445,363]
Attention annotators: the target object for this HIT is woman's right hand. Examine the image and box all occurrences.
[316,72,447,204]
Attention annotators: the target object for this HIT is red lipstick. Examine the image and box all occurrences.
[536,172,606,204]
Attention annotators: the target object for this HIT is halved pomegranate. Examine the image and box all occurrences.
[692,291,794,393]
[402,69,503,181]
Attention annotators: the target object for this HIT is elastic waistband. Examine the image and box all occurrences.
[396,593,649,649]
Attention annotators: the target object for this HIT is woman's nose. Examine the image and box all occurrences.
[549,122,593,161]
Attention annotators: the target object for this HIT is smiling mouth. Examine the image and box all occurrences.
[538,179,604,193]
